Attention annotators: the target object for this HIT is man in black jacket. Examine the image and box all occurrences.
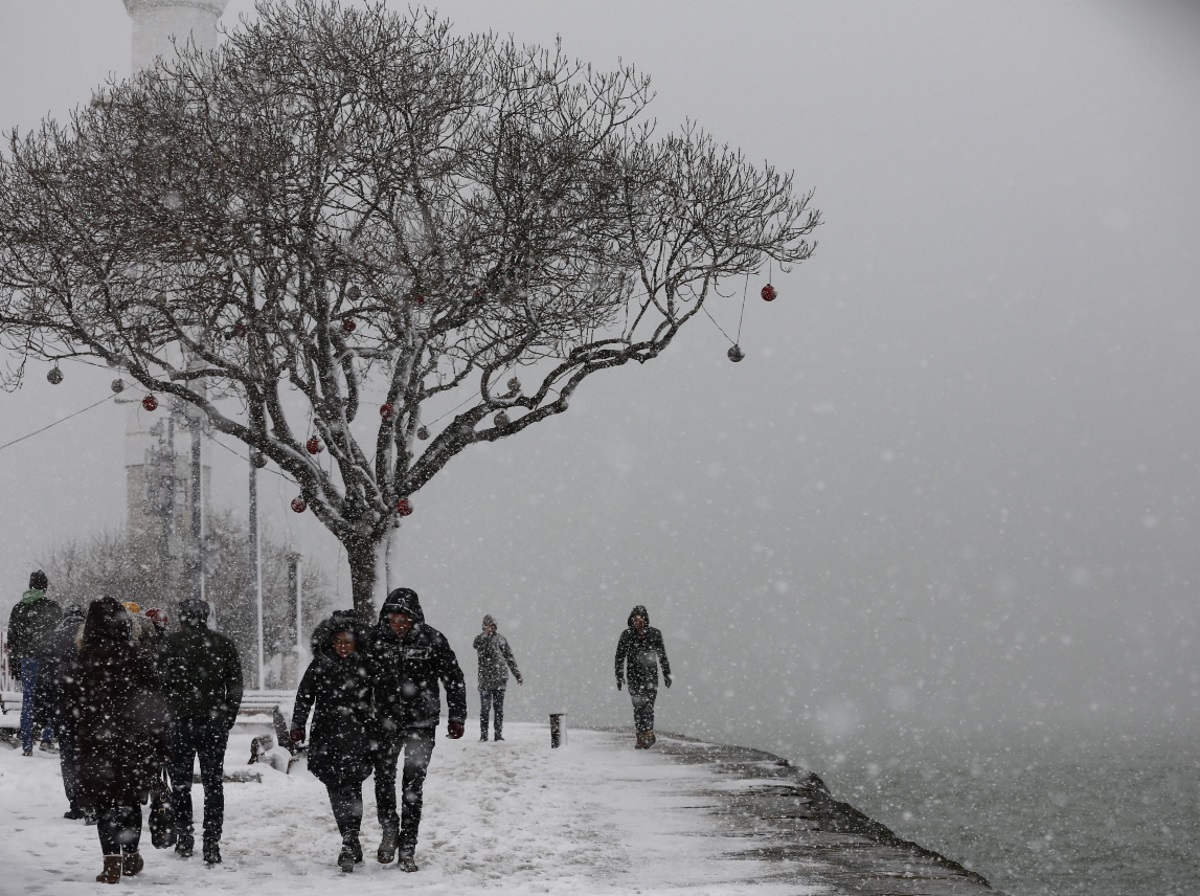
[366,587,466,872]
[614,604,672,749]
[159,598,243,865]
[7,570,61,755]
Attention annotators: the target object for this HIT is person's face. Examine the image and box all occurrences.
[387,612,414,638]
[332,631,356,658]
[632,614,646,632]
[482,622,496,635]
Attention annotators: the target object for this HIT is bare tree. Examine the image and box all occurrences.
[39,512,335,687]
[0,1,820,619]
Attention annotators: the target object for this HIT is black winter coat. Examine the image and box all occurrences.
[366,594,466,735]
[159,622,243,726]
[614,605,672,693]
[6,589,62,664]
[292,613,375,788]
[33,607,84,735]
[63,598,170,810]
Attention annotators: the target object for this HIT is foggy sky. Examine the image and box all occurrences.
[1,0,1198,760]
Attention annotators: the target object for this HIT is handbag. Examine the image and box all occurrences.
[148,767,176,849]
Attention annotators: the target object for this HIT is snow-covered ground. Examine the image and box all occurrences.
[2,722,825,895]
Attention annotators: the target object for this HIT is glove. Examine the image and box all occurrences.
[290,726,305,744]
[616,679,623,691]
[664,675,672,688]
[447,720,465,740]
[516,675,524,685]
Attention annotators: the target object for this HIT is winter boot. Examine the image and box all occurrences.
[634,730,647,749]
[203,839,222,865]
[377,827,398,864]
[645,729,656,748]
[122,850,144,877]
[338,844,355,873]
[338,831,361,871]
[96,855,122,884]
[63,804,85,820]
[397,852,418,873]
[175,834,194,858]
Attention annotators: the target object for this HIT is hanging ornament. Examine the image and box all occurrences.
[47,365,63,385]
[142,394,159,412]
[494,410,509,427]
[760,283,777,302]
[232,319,248,337]
[472,287,486,300]
[412,294,427,306]
[306,436,323,455]
[251,451,268,469]
[346,284,361,301]
[290,496,307,513]
[379,402,395,419]
[111,378,125,393]
[727,344,745,363]
[341,317,356,333]
[506,376,521,393]
[416,426,429,440]
[396,497,413,517]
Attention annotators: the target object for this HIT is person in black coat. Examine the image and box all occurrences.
[614,604,672,749]
[62,597,170,884]
[365,587,466,872]
[290,610,375,873]
[34,603,92,821]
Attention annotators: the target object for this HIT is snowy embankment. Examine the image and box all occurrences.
[2,721,823,895]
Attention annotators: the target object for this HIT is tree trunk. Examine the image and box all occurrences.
[345,537,378,624]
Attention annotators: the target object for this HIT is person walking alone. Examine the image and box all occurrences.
[7,570,61,755]
[159,597,243,865]
[614,605,672,749]
[472,614,523,742]
[290,610,375,873]
[62,597,170,884]
[366,587,466,873]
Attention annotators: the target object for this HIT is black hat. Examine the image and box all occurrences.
[380,587,423,623]
[29,570,48,591]
[179,597,210,624]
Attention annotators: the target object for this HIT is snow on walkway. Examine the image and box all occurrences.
[2,722,825,895]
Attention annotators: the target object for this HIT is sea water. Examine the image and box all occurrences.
[814,727,1200,896]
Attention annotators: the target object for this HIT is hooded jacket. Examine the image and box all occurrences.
[63,597,170,809]
[34,603,85,734]
[159,616,244,727]
[6,588,62,663]
[292,610,375,787]
[614,605,672,693]
[366,588,466,733]
[472,615,522,690]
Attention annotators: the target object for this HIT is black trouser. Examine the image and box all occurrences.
[327,783,364,840]
[97,804,142,854]
[630,685,657,732]
[373,727,435,856]
[479,688,506,739]
[57,725,78,807]
[167,717,229,845]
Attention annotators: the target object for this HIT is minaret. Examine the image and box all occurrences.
[121,0,228,602]
[124,0,230,71]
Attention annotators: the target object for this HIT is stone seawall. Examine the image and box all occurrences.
[645,730,1007,896]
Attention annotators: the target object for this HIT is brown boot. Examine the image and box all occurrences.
[96,855,122,884]
[122,850,144,876]
[634,730,646,749]
[645,729,656,748]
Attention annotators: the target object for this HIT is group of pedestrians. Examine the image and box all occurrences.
[8,572,674,881]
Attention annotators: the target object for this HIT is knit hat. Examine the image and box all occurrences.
[482,614,496,628]
[29,570,48,591]
[179,597,210,624]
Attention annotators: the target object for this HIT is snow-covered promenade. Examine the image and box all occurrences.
[1,720,1000,895]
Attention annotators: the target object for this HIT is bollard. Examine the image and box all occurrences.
[549,712,567,748]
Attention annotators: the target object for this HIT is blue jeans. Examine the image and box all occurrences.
[19,658,52,752]
[167,718,230,844]
[479,688,506,739]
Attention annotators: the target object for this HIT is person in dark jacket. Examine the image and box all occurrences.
[62,596,170,884]
[34,603,93,821]
[614,605,672,749]
[7,569,61,755]
[365,587,466,872]
[290,610,375,873]
[158,597,243,865]
[472,614,523,742]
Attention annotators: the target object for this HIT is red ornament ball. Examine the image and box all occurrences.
[380,403,395,419]
[341,317,356,333]
[396,497,413,517]
[142,394,159,412]
[291,496,307,513]
[412,294,426,306]
[760,283,777,302]
[306,436,323,454]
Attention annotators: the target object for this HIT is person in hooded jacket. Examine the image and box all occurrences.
[158,597,243,865]
[472,614,523,742]
[365,587,466,872]
[290,609,375,873]
[7,569,61,755]
[61,596,170,884]
[614,605,672,749]
[34,603,94,822]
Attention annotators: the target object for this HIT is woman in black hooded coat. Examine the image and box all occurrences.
[62,596,170,884]
[290,610,375,873]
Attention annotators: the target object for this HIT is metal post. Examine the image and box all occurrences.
[250,454,264,689]
[550,713,567,748]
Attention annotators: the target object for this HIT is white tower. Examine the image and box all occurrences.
[124,0,230,71]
